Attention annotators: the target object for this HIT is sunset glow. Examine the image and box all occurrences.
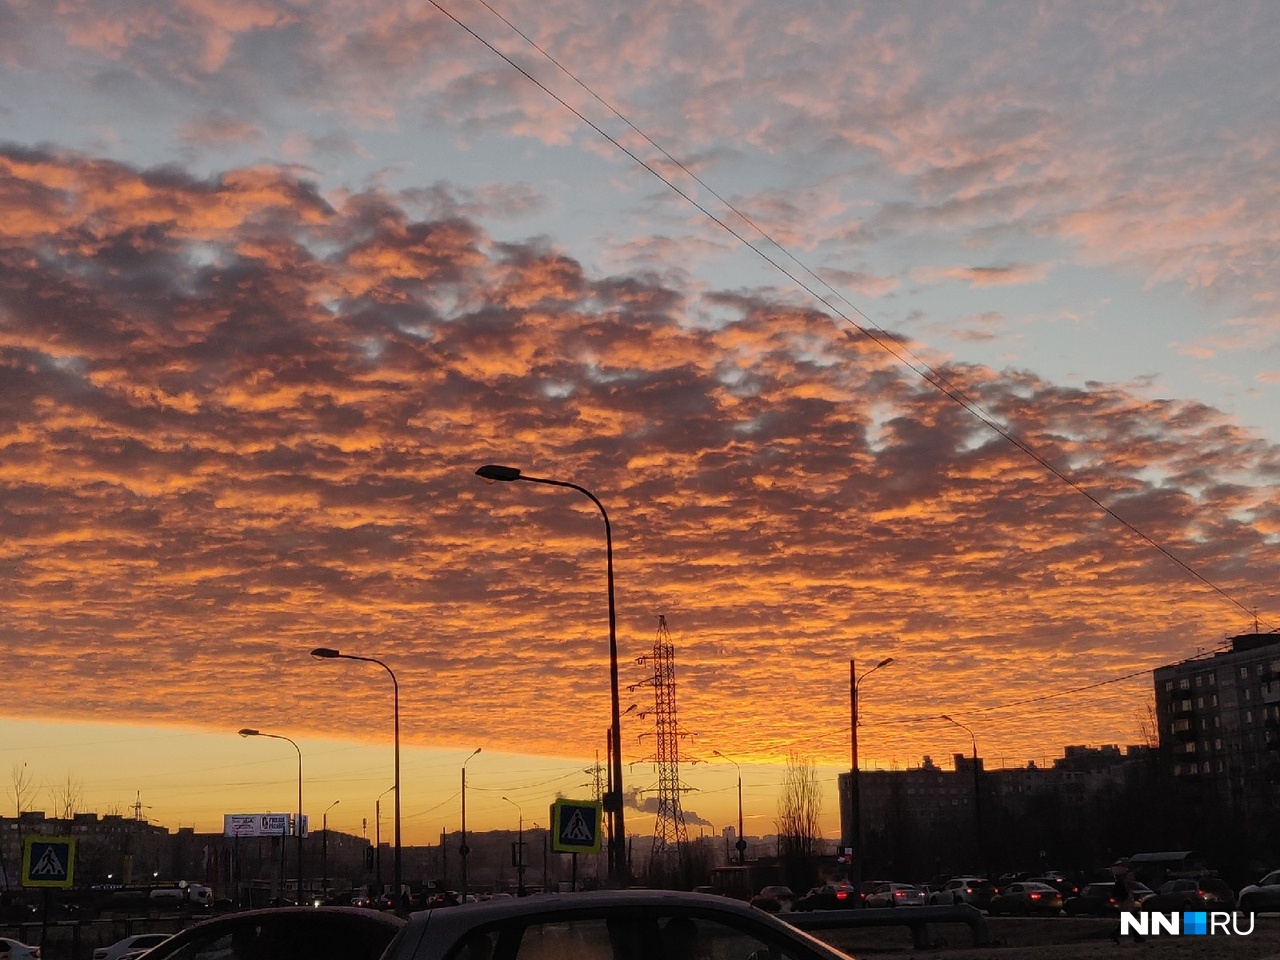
[2,1,1278,845]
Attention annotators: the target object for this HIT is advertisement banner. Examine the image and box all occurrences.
[223,813,309,837]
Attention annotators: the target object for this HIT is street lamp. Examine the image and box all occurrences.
[321,799,340,898]
[474,464,628,887]
[849,657,894,885]
[239,728,303,900]
[460,748,481,898]
[711,751,746,865]
[311,647,401,904]
[501,796,526,896]
[941,714,983,871]
[374,784,394,893]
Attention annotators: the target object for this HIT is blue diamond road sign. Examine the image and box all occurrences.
[23,836,76,889]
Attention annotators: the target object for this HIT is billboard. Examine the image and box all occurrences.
[223,814,309,837]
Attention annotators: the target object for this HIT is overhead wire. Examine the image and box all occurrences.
[421,0,1275,713]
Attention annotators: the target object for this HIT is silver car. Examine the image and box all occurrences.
[385,890,858,960]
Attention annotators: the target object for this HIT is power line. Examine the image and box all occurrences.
[424,0,1271,635]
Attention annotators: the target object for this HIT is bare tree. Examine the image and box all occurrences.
[51,773,85,821]
[775,751,823,890]
[1136,698,1159,750]
[10,762,35,816]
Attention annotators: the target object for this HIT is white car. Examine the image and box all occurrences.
[1239,869,1280,913]
[0,938,41,960]
[929,876,992,907]
[93,934,171,960]
[384,890,857,960]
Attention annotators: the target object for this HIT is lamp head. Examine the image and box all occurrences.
[238,728,259,738]
[877,657,895,668]
[940,714,953,723]
[475,464,522,483]
[311,647,340,659]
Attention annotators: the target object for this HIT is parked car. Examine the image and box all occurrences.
[0,939,41,960]
[1028,875,1080,900]
[864,883,926,908]
[383,890,858,960]
[794,880,864,910]
[1238,869,1280,913]
[114,906,403,960]
[1140,877,1235,912]
[749,885,797,913]
[92,935,171,960]
[986,881,1064,916]
[1063,881,1153,916]
[929,876,996,908]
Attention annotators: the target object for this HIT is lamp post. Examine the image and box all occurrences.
[501,796,526,896]
[711,751,745,864]
[321,799,340,898]
[460,748,481,899]
[373,784,394,894]
[941,714,983,870]
[311,647,401,903]
[474,463,628,887]
[849,657,894,884]
[239,728,304,900]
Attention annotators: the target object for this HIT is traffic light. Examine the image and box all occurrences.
[364,847,375,870]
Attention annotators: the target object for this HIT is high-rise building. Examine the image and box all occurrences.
[1153,631,1280,797]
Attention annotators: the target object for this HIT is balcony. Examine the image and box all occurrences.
[1171,699,1196,718]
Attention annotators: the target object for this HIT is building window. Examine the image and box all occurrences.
[1196,675,1203,687]
[1241,667,1249,678]
[1180,678,1192,690]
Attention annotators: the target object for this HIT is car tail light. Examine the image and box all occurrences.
[1030,892,1041,900]
[894,890,905,898]
[836,889,847,900]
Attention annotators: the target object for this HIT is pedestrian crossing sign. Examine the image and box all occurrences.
[550,799,603,854]
[22,835,76,888]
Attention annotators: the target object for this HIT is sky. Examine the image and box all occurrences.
[1,0,1279,846]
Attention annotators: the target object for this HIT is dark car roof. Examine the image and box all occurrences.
[135,907,404,960]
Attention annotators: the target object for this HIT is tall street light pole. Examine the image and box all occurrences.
[849,657,894,885]
[711,751,745,864]
[374,784,394,893]
[311,648,401,904]
[321,799,340,898]
[238,728,303,900]
[474,464,628,887]
[501,796,526,896]
[460,748,481,899]
[941,714,983,871]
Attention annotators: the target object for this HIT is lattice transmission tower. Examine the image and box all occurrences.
[635,615,689,869]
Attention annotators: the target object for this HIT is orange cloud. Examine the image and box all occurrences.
[0,147,1277,787]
